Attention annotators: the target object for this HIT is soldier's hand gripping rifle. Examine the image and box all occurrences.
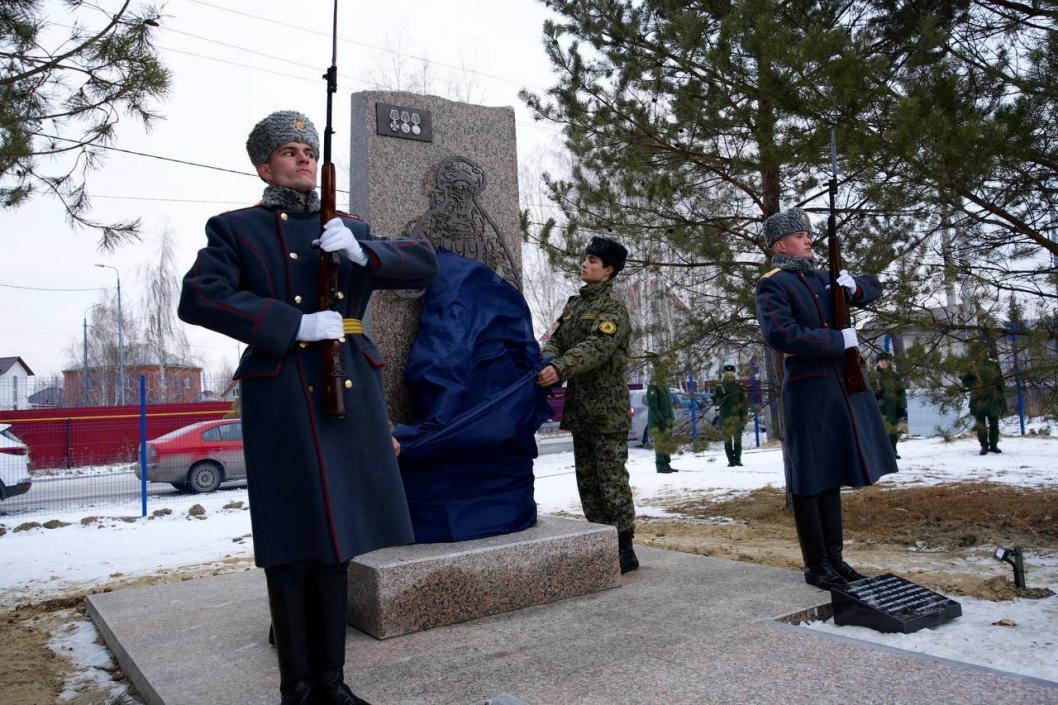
[318,0,346,417]
[827,128,869,394]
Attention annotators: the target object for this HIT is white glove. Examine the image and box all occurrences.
[316,217,368,266]
[837,269,857,296]
[297,311,343,341]
[841,327,859,350]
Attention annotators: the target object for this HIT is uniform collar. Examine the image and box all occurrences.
[259,185,321,213]
[579,279,613,298]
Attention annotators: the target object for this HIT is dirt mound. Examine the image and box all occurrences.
[639,482,1058,601]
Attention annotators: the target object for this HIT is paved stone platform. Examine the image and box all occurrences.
[87,543,1058,705]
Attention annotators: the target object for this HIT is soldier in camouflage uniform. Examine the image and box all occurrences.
[714,364,748,467]
[646,360,677,474]
[961,347,1006,455]
[872,352,908,458]
[537,236,638,573]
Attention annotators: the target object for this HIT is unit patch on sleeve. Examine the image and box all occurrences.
[599,321,617,335]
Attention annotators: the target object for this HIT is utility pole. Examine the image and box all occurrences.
[95,264,125,405]
[82,303,102,404]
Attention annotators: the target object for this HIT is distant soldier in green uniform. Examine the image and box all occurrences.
[646,358,677,474]
[872,352,908,458]
[961,348,1006,455]
[714,364,748,467]
[537,236,638,573]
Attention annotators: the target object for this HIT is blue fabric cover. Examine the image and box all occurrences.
[394,248,554,543]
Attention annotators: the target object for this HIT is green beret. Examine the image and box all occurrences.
[246,110,320,166]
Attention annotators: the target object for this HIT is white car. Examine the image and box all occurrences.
[629,389,719,447]
[0,424,32,501]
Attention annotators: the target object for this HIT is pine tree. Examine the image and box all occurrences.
[523,0,914,436]
[524,0,1058,422]
[1,0,170,249]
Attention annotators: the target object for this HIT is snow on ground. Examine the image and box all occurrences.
[2,431,1057,685]
[533,431,1058,519]
[47,609,133,702]
[805,590,1058,684]
[32,462,138,478]
[0,490,253,609]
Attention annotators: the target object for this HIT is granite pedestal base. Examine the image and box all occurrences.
[347,516,620,639]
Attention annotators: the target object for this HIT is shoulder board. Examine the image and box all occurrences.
[217,204,263,217]
[761,267,781,279]
[336,210,362,220]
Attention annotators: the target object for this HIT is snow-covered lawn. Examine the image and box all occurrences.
[1,431,1056,686]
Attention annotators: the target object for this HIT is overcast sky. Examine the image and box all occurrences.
[1,0,564,384]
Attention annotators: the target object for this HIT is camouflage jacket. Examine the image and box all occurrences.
[714,379,748,421]
[646,383,675,428]
[961,358,1006,417]
[872,366,907,423]
[542,280,631,433]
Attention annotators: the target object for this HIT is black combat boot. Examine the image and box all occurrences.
[989,446,1002,453]
[818,488,868,583]
[265,575,315,705]
[791,493,848,591]
[618,530,639,574]
[979,447,989,455]
[309,565,373,705]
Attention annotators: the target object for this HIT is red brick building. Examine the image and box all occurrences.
[63,365,203,406]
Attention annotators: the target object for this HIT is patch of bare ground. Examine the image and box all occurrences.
[0,556,254,705]
[637,482,1058,601]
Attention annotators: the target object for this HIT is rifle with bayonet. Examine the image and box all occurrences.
[318,0,346,417]
[827,128,869,394]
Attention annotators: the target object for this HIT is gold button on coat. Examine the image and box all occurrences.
[336,292,345,300]
[280,213,288,221]
[294,295,302,304]
[299,342,308,348]
[344,380,353,389]
[308,385,314,392]
[289,252,298,260]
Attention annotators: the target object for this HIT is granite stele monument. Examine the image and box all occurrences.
[344,91,621,639]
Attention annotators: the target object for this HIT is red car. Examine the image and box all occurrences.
[137,419,245,493]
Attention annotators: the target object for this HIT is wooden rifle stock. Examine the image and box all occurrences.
[318,163,346,417]
[827,129,868,394]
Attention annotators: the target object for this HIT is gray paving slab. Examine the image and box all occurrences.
[87,544,1058,705]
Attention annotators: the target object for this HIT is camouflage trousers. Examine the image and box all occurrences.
[720,415,744,464]
[973,412,1000,450]
[572,431,636,533]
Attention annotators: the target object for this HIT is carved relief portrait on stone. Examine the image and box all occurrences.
[403,156,519,290]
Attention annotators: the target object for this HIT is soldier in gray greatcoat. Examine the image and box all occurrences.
[178,110,437,705]
[755,208,897,591]
[537,236,638,573]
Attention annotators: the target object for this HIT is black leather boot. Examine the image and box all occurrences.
[819,488,868,583]
[310,565,373,705]
[803,561,850,590]
[618,530,639,573]
[791,493,848,591]
[265,574,315,705]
